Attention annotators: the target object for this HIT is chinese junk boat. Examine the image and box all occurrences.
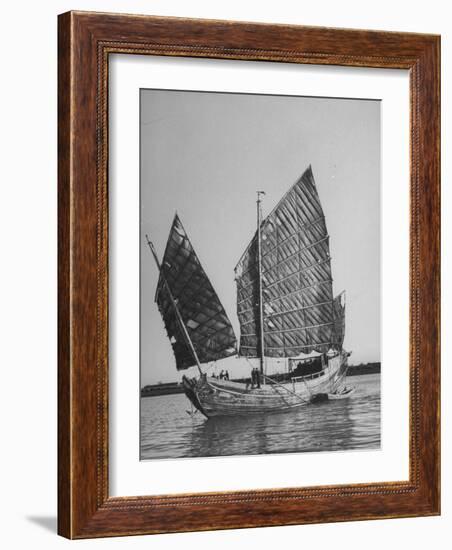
[146,166,353,418]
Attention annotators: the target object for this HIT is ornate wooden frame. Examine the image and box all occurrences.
[58,11,440,539]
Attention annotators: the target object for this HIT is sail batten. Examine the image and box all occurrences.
[155,214,237,370]
[235,166,345,358]
[237,279,332,310]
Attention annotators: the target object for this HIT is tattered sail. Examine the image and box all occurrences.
[156,215,237,370]
[332,292,346,349]
[235,166,345,357]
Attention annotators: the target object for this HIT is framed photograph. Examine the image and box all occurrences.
[58,11,440,538]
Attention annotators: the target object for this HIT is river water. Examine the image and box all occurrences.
[140,373,380,460]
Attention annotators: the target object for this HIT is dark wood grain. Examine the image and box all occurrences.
[58,11,440,539]
[57,10,72,539]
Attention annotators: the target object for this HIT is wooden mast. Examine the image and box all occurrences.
[145,234,203,376]
[256,191,266,375]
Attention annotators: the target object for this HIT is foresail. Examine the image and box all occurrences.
[235,166,343,358]
[156,215,237,370]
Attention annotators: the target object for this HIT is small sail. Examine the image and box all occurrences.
[235,166,344,358]
[156,214,237,370]
[332,292,346,349]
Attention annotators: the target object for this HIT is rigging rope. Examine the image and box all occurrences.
[262,373,309,404]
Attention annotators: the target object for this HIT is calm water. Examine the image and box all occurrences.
[140,373,380,460]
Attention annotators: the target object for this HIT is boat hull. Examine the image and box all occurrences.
[182,351,349,418]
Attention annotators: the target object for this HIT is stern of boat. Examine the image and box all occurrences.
[330,350,351,392]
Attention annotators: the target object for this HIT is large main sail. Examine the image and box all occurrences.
[155,214,237,370]
[235,166,345,358]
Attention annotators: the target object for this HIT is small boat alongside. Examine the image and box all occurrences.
[146,165,352,418]
[327,386,356,400]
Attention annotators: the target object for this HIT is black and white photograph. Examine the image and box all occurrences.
[140,88,381,460]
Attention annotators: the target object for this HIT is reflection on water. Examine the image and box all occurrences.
[140,373,380,460]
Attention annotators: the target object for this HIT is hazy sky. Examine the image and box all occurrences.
[140,89,380,386]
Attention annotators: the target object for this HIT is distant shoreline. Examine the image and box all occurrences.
[141,362,381,398]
